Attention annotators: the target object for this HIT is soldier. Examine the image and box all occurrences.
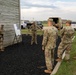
[0,25,4,51]
[30,22,41,45]
[42,19,58,74]
[56,20,75,61]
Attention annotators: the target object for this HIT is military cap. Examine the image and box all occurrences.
[48,18,53,22]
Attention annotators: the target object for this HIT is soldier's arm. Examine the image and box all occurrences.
[60,27,65,37]
[56,28,59,39]
[37,25,42,30]
[30,25,32,29]
[42,29,48,50]
[71,29,75,39]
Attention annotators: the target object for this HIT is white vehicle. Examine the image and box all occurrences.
[71,22,76,30]
[21,23,27,29]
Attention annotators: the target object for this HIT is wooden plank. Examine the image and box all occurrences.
[72,36,75,41]
[51,52,65,75]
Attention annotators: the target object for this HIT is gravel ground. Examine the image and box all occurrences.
[0,35,61,75]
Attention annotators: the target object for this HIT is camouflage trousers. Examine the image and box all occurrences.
[58,42,72,60]
[45,48,54,70]
[0,34,4,51]
[31,31,37,44]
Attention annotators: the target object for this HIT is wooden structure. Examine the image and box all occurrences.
[0,0,22,47]
[0,25,4,51]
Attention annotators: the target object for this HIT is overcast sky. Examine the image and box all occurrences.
[20,0,76,21]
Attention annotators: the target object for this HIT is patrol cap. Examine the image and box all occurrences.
[66,20,71,24]
[48,18,53,22]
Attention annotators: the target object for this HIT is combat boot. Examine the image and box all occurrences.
[44,70,52,74]
[56,58,62,62]
[0,47,4,52]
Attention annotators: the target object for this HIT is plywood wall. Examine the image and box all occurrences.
[0,0,22,47]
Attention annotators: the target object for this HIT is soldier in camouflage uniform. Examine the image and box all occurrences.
[30,22,41,45]
[56,20,74,61]
[42,19,58,74]
[0,25,4,51]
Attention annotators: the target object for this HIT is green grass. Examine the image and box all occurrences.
[21,23,47,35]
[21,22,47,35]
[21,29,43,35]
[43,23,47,27]
[55,32,76,75]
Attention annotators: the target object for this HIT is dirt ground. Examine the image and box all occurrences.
[0,35,61,75]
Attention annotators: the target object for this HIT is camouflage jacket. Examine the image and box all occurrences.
[42,26,58,49]
[60,26,75,43]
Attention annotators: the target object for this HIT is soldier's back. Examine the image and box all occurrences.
[46,26,58,49]
[62,26,74,43]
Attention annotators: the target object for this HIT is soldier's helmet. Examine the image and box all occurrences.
[66,20,71,24]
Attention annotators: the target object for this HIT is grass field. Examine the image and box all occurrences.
[21,23,47,35]
[55,32,76,75]
[21,29,43,35]
[21,25,76,75]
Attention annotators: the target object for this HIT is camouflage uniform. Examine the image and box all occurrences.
[57,26,74,60]
[0,25,4,51]
[42,26,58,70]
[30,22,41,45]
